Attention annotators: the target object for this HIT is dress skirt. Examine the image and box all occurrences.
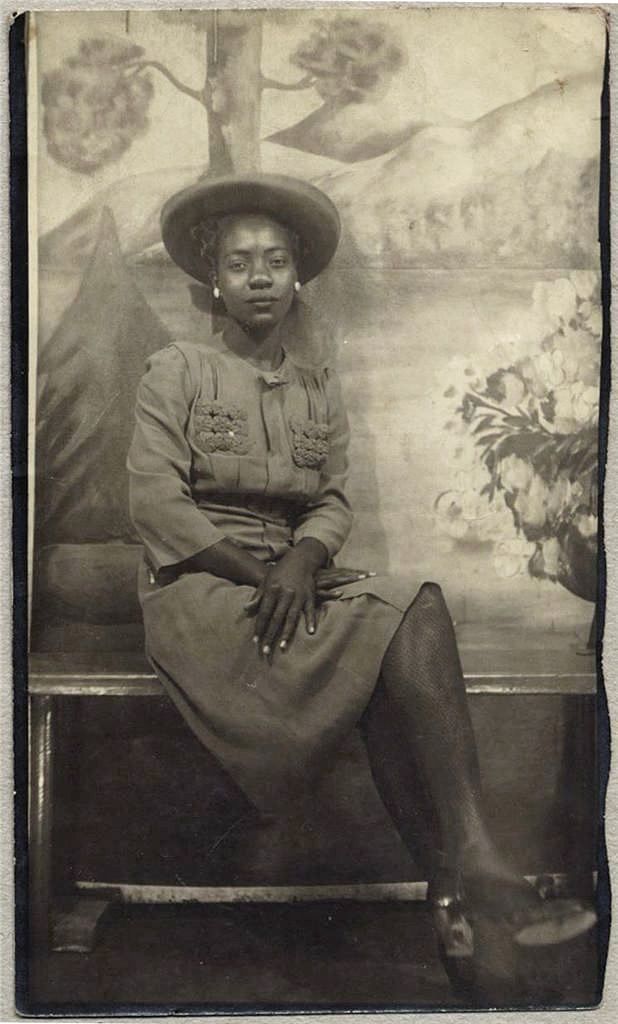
[139,505,422,813]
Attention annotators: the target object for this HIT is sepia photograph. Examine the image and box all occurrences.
[17,4,609,1013]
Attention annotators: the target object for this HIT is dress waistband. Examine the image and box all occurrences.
[198,493,301,526]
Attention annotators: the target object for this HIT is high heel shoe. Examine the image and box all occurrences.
[429,872,477,1002]
[429,872,474,958]
[462,872,597,947]
[430,872,597,1006]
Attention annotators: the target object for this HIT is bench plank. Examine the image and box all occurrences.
[27,621,597,956]
[28,622,597,697]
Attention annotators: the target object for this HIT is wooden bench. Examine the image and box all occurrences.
[28,624,597,953]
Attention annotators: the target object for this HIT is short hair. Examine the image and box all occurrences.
[190,214,306,284]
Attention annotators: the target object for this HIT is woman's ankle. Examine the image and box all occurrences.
[458,836,519,885]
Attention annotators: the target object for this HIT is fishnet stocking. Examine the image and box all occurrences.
[362,582,508,884]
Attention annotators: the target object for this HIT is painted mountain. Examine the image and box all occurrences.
[36,206,173,547]
[39,165,204,270]
[267,94,432,163]
[319,74,601,269]
[40,74,601,271]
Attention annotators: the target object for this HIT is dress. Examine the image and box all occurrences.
[127,330,422,812]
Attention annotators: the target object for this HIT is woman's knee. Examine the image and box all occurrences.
[416,580,445,612]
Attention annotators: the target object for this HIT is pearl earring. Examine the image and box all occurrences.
[294,281,301,293]
[213,285,221,300]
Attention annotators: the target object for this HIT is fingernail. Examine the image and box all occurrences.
[308,627,315,635]
[279,640,287,650]
[368,571,377,577]
[333,591,342,598]
[262,645,270,655]
[252,635,259,644]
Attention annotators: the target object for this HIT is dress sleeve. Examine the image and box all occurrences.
[293,366,354,559]
[127,344,226,573]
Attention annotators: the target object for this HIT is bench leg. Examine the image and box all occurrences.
[570,694,597,900]
[30,693,115,954]
[29,694,55,953]
[52,898,113,953]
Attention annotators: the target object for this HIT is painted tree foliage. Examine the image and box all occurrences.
[42,36,155,174]
[42,12,261,175]
[42,12,411,175]
[288,16,407,105]
[268,16,412,161]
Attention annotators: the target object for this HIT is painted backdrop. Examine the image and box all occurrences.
[33,7,605,646]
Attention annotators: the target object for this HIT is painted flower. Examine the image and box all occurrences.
[485,369,527,407]
[518,359,547,400]
[573,512,597,539]
[551,383,598,433]
[543,472,574,521]
[460,392,483,424]
[533,278,578,328]
[534,349,567,390]
[580,303,603,338]
[492,537,536,578]
[434,488,514,545]
[510,471,576,536]
[437,270,600,588]
[570,270,599,302]
[540,537,562,578]
[434,491,470,539]
[552,324,600,386]
[510,475,552,532]
[497,454,535,493]
[445,354,485,392]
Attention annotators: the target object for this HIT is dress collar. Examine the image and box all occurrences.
[217,320,292,385]
[256,357,291,388]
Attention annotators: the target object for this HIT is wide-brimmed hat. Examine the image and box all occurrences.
[160,173,341,285]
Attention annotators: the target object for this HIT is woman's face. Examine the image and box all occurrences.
[215,214,298,331]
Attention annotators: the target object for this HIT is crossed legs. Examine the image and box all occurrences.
[360,582,520,897]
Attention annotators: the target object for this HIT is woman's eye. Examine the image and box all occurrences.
[229,261,247,272]
[270,257,288,268]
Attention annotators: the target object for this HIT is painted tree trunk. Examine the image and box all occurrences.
[210,11,263,173]
[204,95,234,177]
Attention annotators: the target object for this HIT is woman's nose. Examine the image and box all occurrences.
[249,265,272,289]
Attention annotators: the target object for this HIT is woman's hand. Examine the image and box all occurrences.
[245,540,328,654]
[316,566,376,595]
[245,549,378,654]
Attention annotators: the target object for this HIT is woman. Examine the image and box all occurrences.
[127,173,595,994]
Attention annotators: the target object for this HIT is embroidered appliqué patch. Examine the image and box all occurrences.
[193,400,250,454]
[289,418,329,469]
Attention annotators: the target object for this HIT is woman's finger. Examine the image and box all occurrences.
[254,587,279,645]
[318,567,375,581]
[278,598,304,650]
[316,589,343,600]
[318,567,356,582]
[261,589,294,654]
[317,572,369,590]
[320,566,371,579]
[244,583,264,612]
[304,593,317,636]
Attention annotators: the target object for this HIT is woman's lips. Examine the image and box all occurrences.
[248,297,276,310]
